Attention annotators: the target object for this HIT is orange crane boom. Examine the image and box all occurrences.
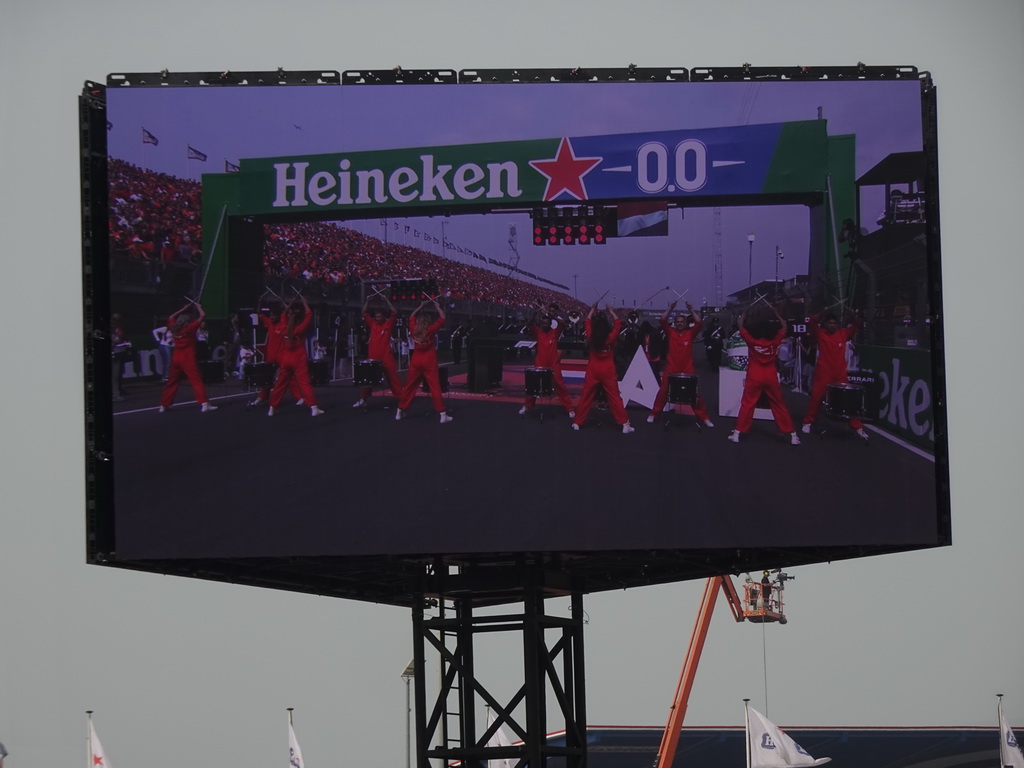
[652,576,746,768]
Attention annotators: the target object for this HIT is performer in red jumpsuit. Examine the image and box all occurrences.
[268,295,324,417]
[248,301,303,408]
[520,303,575,419]
[800,311,869,439]
[571,304,635,434]
[159,301,217,413]
[396,297,453,423]
[353,296,404,408]
[647,300,713,427]
[728,306,799,445]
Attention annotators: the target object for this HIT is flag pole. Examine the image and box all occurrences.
[86,711,94,768]
[999,694,1006,768]
[288,707,294,726]
[743,699,751,768]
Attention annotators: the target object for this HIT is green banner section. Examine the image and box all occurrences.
[857,345,935,452]
[763,121,830,194]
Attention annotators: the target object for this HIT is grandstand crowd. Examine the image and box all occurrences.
[108,159,584,313]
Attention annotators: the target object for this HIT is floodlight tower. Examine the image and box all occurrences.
[508,225,520,272]
[713,208,724,307]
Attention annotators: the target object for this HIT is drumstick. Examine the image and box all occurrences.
[670,287,690,300]
[592,289,610,305]
[751,292,771,307]
[368,284,388,299]
[643,285,670,304]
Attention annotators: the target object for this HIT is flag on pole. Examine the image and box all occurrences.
[187,145,208,162]
[486,710,516,768]
[999,698,1024,768]
[89,720,112,768]
[747,707,830,768]
[225,159,240,173]
[288,722,305,768]
[0,740,8,768]
[617,201,669,237]
[142,128,159,146]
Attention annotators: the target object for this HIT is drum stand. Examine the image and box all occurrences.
[661,401,706,432]
[354,360,386,413]
[522,390,557,424]
[818,383,869,443]
[816,412,870,443]
[522,368,556,424]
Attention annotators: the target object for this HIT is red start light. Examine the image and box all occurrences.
[595,224,604,233]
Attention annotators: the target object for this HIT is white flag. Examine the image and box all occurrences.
[89,720,112,768]
[288,722,305,768]
[747,707,830,768]
[486,710,516,768]
[999,699,1024,768]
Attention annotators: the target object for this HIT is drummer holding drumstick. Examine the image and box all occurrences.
[519,302,576,420]
[395,296,454,424]
[353,294,404,408]
[800,309,869,440]
[727,305,801,446]
[571,302,635,434]
[646,300,714,427]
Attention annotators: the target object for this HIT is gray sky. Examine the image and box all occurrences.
[2,2,1023,768]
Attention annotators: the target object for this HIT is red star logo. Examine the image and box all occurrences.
[529,138,602,202]
[93,756,104,766]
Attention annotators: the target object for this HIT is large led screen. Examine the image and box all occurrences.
[83,68,948,601]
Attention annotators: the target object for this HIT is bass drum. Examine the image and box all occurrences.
[243,362,276,388]
[667,373,697,405]
[524,367,554,397]
[825,383,865,418]
[355,359,384,386]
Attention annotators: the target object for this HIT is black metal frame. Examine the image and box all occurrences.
[412,578,587,768]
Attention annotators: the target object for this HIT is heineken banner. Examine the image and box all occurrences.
[237,121,828,214]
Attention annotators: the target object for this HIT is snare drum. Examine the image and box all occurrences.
[243,362,276,388]
[825,383,865,418]
[355,359,384,386]
[524,367,554,397]
[308,359,329,386]
[668,373,698,405]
